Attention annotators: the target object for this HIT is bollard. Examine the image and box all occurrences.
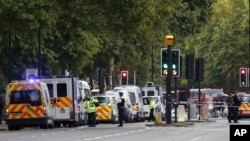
[190,104,197,119]
[202,105,208,121]
[155,106,162,123]
[177,105,186,122]
[173,102,178,122]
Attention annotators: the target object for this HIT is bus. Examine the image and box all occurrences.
[189,88,224,115]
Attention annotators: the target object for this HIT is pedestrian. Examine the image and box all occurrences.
[117,92,125,127]
[232,94,241,123]
[226,93,235,123]
[148,97,156,122]
[84,94,98,127]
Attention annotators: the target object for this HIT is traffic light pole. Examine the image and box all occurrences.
[166,46,172,124]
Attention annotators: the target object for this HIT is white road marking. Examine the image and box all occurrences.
[83,128,151,141]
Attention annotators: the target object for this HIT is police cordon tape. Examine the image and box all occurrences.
[165,101,243,108]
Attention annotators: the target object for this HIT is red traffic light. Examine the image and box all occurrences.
[121,71,127,77]
[241,69,246,74]
[121,71,128,85]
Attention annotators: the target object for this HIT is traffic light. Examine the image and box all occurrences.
[185,54,194,79]
[239,68,248,87]
[172,49,180,77]
[161,48,168,76]
[121,71,128,85]
[161,48,180,77]
[195,58,204,82]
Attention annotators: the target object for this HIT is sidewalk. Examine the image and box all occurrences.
[0,121,8,130]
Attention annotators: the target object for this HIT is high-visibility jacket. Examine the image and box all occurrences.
[149,99,156,109]
[84,97,98,113]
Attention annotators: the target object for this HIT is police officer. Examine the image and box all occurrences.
[226,93,235,123]
[148,97,156,122]
[117,92,125,127]
[84,94,98,127]
[233,94,241,123]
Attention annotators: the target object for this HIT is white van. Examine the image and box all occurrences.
[142,96,166,121]
[106,89,134,123]
[113,85,145,122]
[40,76,89,127]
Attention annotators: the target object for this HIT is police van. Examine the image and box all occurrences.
[113,85,145,122]
[142,96,166,120]
[40,76,90,127]
[5,80,54,130]
[94,95,118,123]
[106,89,134,123]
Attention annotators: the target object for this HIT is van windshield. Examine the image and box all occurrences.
[95,97,110,105]
[10,90,42,106]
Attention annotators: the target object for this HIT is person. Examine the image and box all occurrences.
[232,94,241,123]
[226,93,235,123]
[148,97,156,122]
[84,94,98,127]
[117,92,125,127]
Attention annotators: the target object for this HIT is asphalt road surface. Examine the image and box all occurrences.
[0,118,249,141]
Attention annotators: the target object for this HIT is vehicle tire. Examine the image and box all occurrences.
[49,120,54,129]
[40,122,49,129]
[8,125,15,131]
[54,122,61,128]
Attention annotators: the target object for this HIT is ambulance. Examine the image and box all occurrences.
[40,76,90,127]
[5,80,54,130]
[236,93,250,118]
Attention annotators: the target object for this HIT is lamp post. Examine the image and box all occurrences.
[165,35,174,124]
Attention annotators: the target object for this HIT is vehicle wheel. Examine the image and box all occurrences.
[8,125,15,131]
[40,122,49,129]
[54,122,61,128]
[49,121,54,129]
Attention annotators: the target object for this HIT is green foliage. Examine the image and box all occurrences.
[0,0,248,91]
[185,0,249,88]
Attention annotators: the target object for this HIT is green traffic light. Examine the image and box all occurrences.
[163,64,168,69]
[172,64,176,69]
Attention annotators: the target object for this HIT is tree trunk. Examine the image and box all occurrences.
[106,55,114,90]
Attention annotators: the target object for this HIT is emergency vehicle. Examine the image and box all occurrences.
[236,93,250,118]
[141,82,163,97]
[142,96,166,120]
[106,90,135,123]
[94,95,118,123]
[5,80,54,130]
[114,85,145,122]
[40,76,90,127]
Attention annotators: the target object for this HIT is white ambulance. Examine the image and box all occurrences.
[40,76,90,127]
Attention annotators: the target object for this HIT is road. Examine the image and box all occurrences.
[0,118,249,141]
